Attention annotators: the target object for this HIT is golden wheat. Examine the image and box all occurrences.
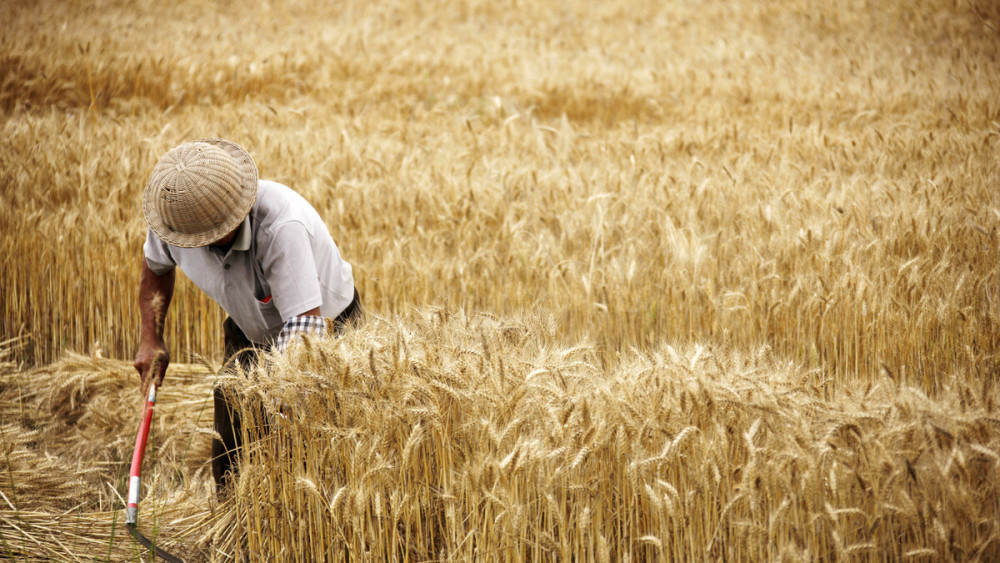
[2,0,1000,559]
[2,312,998,559]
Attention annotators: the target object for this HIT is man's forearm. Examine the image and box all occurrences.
[139,259,175,340]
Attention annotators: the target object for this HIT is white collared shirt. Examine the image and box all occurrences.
[230,214,252,252]
[143,180,355,345]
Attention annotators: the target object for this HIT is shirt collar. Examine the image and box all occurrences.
[232,215,252,251]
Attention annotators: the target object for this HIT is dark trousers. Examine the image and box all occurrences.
[211,289,362,492]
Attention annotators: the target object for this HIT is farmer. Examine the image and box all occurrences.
[133,138,361,492]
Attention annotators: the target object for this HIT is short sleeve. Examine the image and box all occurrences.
[259,221,324,321]
[143,228,176,275]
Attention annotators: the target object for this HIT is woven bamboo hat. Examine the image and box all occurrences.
[143,138,258,248]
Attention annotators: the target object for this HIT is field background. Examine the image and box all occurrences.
[2,0,1000,560]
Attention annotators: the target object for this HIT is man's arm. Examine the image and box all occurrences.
[134,258,175,394]
[275,306,324,351]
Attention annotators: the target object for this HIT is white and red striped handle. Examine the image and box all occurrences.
[126,383,157,525]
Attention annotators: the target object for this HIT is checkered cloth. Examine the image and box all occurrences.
[275,315,327,352]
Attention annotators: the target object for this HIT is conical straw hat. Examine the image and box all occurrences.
[143,138,258,248]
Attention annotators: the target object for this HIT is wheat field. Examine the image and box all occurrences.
[2,0,999,560]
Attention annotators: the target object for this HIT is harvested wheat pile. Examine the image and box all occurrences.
[0,343,220,560]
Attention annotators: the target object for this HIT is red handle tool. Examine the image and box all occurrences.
[125,382,184,562]
[126,382,158,525]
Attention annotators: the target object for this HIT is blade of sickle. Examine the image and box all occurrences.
[125,361,184,563]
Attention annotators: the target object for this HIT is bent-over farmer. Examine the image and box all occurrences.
[133,138,361,493]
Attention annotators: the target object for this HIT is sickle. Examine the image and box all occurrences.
[125,380,184,563]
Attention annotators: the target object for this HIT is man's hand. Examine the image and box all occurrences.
[134,338,170,395]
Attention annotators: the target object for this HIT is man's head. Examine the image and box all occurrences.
[143,138,258,248]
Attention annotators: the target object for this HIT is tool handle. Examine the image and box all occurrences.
[126,383,157,524]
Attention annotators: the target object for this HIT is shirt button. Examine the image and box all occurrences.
[224,264,231,270]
